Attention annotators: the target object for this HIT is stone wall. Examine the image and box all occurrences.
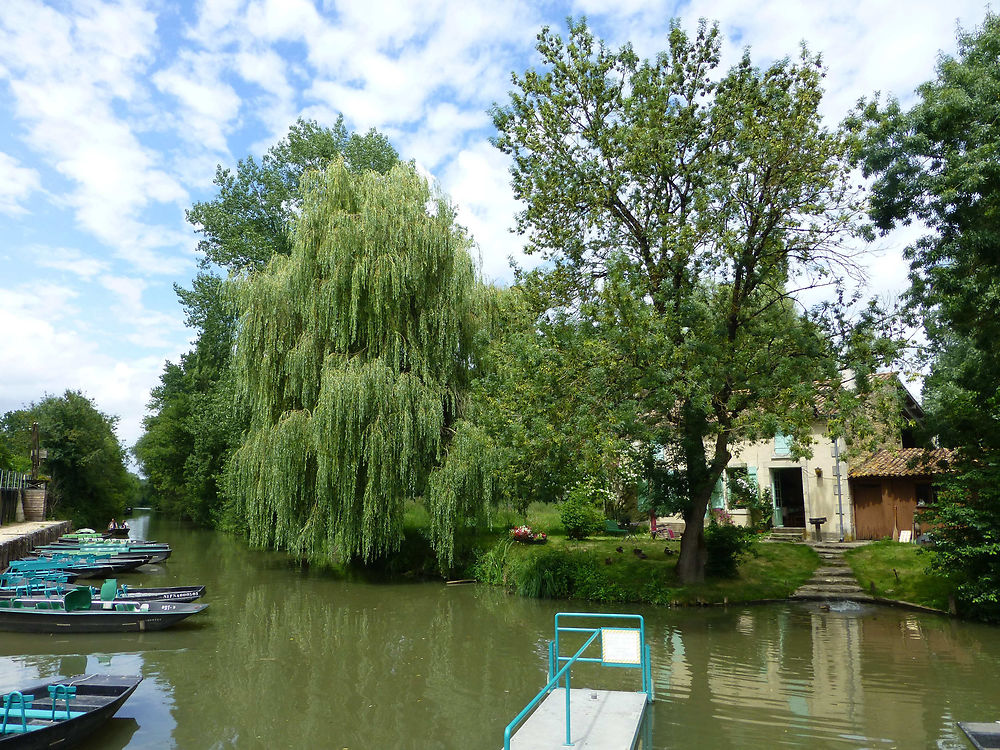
[0,521,72,570]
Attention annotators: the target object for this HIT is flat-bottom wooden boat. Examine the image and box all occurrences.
[0,674,141,749]
[0,588,208,633]
[0,583,205,604]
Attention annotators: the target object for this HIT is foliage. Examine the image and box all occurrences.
[746,487,776,531]
[0,410,32,473]
[917,471,1000,619]
[473,535,816,604]
[188,117,399,274]
[134,274,242,526]
[559,480,608,540]
[138,118,398,528]
[856,14,1000,619]
[704,521,758,578]
[4,391,134,527]
[493,18,875,582]
[225,160,489,567]
[462,285,643,512]
[728,470,773,531]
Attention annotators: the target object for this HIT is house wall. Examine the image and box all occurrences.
[850,476,923,540]
[725,420,856,541]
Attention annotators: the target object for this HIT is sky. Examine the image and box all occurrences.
[0,0,991,454]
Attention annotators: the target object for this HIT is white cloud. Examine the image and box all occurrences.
[0,151,40,215]
[0,281,184,447]
[439,142,534,284]
[153,50,243,154]
[32,247,108,280]
[0,1,191,276]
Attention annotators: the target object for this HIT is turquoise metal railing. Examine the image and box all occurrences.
[503,612,653,749]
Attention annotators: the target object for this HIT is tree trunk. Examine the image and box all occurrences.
[676,484,711,584]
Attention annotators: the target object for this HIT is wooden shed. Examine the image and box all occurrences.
[848,448,953,541]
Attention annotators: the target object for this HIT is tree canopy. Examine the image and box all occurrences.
[188,116,399,274]
[3,391,134,527]
[858,13,1000,619]
[493,19,870,582]
[137,117,399,527]
[225,160,489,564]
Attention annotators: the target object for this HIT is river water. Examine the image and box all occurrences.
[1,513,997,749]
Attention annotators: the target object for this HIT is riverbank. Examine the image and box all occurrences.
[844,540,952,612]
[470,535,820,606]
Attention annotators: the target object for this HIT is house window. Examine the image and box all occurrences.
[774,432,792,457]
[726,466,759,508]
[915,483,936,507]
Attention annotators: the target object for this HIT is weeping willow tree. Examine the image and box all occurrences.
[225,160,494,565]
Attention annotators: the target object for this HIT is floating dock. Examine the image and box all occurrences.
[503,613,653,750]
[508,688,647,749]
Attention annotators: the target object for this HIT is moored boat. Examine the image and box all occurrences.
[0,673,141,748]
[0,588,208,633]
[6,556,152,579]
[0,580,206,604]
[37,543,171,564]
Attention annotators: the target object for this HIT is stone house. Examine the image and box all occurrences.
[658,374,929,541]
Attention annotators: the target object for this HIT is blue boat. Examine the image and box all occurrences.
[0,673,141,748]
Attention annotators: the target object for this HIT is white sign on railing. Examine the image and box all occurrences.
[601,628,642,665]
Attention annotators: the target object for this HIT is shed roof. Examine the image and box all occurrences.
[849,448,953,478]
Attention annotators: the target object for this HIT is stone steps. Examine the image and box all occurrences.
[790,541,870,602]
[768,527,806,543]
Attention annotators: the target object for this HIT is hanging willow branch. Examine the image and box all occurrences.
[226,160,494,564]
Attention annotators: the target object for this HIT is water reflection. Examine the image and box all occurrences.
[2,513,999,748]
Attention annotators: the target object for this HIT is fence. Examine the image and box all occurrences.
[0,470,28,526]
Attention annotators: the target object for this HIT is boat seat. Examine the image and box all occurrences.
[47,685,78,720]
[114,603,137,612]
[1,692,35,734]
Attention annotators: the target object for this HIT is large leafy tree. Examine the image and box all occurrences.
[462,282,642,514]
[187,116,399,274]
[137,118,398,525]
[493,19,869,582]
[4,391,133,527]
[226,161,488,564]
[858,13,1000,618]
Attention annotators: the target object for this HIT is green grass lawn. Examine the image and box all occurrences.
[844,541,952,611]
[473,532,819,606]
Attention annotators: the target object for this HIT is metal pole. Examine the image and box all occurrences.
[833,438,845,542]
[30,422,40,480]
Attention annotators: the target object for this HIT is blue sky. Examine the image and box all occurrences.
[0,0,990,450]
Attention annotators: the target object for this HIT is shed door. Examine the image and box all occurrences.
[851,481,886,540]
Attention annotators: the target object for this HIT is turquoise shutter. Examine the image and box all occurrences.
[774,432,791,456]
[710,477,725,509]
[747,466,759,490]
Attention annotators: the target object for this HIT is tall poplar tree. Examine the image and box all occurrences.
[493,19,871,582]
[226,160,487,564]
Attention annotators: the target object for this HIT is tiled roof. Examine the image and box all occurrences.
[849,448,954,478]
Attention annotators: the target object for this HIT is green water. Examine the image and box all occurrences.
[1,513,998,749]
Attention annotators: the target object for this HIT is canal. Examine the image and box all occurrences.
[1,513,997,748]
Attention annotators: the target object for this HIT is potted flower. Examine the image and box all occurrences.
[510,525,548,544]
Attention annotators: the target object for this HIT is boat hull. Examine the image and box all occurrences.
[0,602,208,633]
[0,674,141,749]
[0,585,205,604]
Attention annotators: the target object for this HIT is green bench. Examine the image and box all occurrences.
[604,520,636,538]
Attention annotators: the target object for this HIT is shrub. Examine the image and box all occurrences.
[705,522,758,578]
[560,480,606,540]
[514,548,627,601]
